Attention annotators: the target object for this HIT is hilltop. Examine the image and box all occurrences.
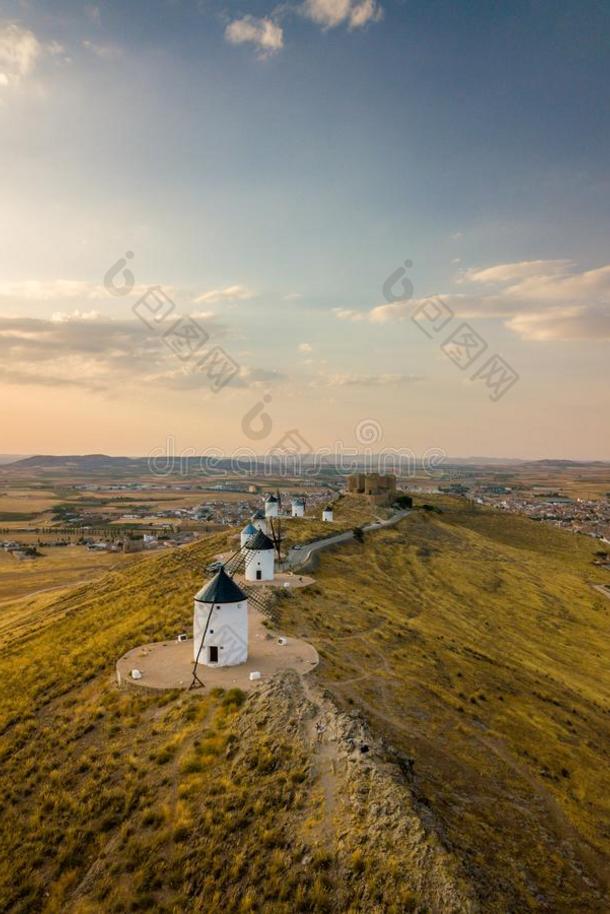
[0,497,608,912]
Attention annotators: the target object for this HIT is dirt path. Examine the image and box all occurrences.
[301,677,342,842]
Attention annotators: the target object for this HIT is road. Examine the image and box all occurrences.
[285,509,410,569]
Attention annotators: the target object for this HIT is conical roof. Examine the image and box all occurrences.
[241,522,257,535]
[244,529,274,551]
[252,509,265,519]
[265,494,278,503]
[195,566,247,603]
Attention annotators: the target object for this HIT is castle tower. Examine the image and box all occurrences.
[291,497,305,517]
[322,505,334,522]
[193,567,248,667]
[244,529,275,581]
[264,494,279,518]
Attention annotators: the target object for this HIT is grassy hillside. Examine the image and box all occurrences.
[1,497,608,913]
[279,497,610,913]
[0,524,473,914]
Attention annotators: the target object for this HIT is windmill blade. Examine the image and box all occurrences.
[242,583,275,620]
[224,547,247,576]
[268,516,282,562]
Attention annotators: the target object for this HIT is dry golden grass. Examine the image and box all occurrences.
[279,496,610,913]
[0,525,426,914]
[0,546,142,607]
[1,497,609,913]
[281,495,385,549]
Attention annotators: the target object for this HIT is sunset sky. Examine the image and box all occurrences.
[1,0,609,459]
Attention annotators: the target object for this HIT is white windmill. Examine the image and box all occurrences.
[244,529,275,581]
[250,509,267,534]
[322,505,334,522]
[264,493,279,518]
[240,522,257,547]
[291,496,305,517]
[192,567,248,672]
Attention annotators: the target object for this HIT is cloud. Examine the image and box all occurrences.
[313,371,422,387]
[0,278,180,304]
[301,0,383,29]
[161,364,285,391]
[0,314,284,394]
[351,260,610,341]
[460,259,574,285]
[505,307,610,342]
[194,284,254,305]
[225,17,283,57]
[333,308,367,321]
[0,279,107,301]
[0,316,152,391]
[82,40,122,60]
[0,23,41,87]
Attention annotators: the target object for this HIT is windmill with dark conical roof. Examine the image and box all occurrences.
[244,529,276,581]
[191,567,248,687]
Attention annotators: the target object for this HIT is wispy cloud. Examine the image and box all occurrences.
[343,260,610,341]
[0,23,41,88]
[82,40,122,60]
[225,17,284,58]
[312,370,422,387]
[194,284,254,305]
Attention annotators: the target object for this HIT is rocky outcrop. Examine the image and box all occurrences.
[232,671,479,914]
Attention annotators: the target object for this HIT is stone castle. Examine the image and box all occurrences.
[347,473,397,506]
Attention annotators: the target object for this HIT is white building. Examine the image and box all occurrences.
[240,522,257,547]
[251,509,267,534]
[291,497,305,518]
[193,567,248,667]
[322,505,334,522]
[244,529,275,581]
[264,494,279,518]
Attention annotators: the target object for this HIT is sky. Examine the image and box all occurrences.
[0,0,609,459]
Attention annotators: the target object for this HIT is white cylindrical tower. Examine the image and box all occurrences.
[240,522,257,547]
[251,510,267,533]
[322,505,334,522]
[291,498,305,517]
[193,567,248,667]
[244,529,275,581]
[264,494,279,518]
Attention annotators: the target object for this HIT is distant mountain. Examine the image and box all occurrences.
[0,455,30,466]
[3,453,608,475]
[3,454,144,471]
[523,458,610,467]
